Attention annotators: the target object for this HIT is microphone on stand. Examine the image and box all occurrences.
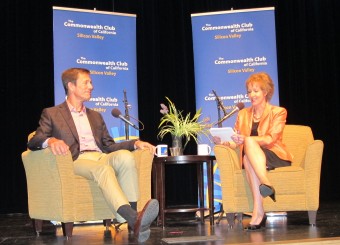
[214,102,245,126]
[111,108,140,130]
[212,90,227,116]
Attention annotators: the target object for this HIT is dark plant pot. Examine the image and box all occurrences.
[171,135,184,155]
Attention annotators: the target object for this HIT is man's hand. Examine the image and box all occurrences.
[134,140,156,155]
[48,137,70,155]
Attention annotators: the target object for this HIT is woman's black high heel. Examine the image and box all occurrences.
[259,184,276,202]
[244,214,267,231]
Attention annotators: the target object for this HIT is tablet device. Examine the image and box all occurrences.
[209,127,235,142]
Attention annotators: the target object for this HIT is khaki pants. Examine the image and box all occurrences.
[73,150,139,216]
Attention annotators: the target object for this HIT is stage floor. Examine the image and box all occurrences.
[1,202,340,244]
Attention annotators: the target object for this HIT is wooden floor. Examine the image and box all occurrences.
[1,202,340,244]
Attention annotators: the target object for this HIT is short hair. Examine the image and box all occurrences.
[246,72,274,101]
[61,68,90,95]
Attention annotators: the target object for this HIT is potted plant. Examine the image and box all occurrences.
[158,97,211,154]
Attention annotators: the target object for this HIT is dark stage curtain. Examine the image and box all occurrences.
[1,0,339,213]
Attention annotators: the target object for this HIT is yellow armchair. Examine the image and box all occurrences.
[21,132,154,237]
[214,125,324,226]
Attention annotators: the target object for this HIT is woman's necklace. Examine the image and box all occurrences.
[253,114,262,120]
[253,110,263,120]
[253,103,266,121]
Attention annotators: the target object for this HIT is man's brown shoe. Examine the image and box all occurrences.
[134,199,159,243]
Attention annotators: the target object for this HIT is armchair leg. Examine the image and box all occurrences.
[62,222,74,238]
[103,219,112,231]
[308,211,317,226]
[226,213,236,227]
[32,219,43,236]
[215,209,225,225]
[103,219,112,237]
[236,212,243,222]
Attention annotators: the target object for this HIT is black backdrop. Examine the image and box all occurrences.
[1,0,339,214]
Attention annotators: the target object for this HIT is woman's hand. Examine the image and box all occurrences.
[212,136,222,145]
[231,133,245,145]
[213,136,231,147]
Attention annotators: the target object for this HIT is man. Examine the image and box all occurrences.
[27,67,159,242]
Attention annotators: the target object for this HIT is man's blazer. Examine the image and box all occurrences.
[27,101,136,160]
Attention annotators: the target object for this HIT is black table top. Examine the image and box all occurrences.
[153,155,216,164]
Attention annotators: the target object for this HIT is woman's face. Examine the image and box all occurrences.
[247,82,267,107]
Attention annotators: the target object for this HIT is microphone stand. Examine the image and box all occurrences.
[212,90,224,128]
[217,102,222,128]
[211,90,226,223]
[123,89,131,140]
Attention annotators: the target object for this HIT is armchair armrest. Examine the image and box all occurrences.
[214,145,247,212]
[214,145,241,172]
[302,140,324,170]
[22,148,76,221]
[133,149,154,211]
[302,140,324,209]
[214,145,241,193]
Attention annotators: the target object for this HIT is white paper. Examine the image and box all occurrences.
[209,127,235,142]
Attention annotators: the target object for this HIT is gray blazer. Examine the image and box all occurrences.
[28,101,137,160]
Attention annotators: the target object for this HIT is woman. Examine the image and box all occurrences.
[214,72,293,231]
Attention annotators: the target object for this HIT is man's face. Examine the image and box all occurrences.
[70,72,93,102]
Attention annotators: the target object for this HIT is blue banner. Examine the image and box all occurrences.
[191,7,279,210]
[53,7,138,141]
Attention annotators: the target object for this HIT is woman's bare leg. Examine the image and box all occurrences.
[242,137,271,224]
[243,137,270,185]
